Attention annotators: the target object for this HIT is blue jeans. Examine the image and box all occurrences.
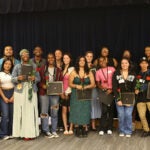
[116,103,134,135]
[0,89,14,138]
[39,95,59,133]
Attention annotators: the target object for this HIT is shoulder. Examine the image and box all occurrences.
[68,67,74,73]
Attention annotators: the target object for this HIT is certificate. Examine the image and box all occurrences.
[21,64,33,80]
[121,92,135,105]
[76,89,92,100]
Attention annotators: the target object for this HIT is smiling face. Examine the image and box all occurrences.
[121,59,130,70]
[47,54,55,66]
[55,50,63,61]
[63,54,71,66]
[85,52,93,63]
[21,52,30,63]
[140,61,149,71]
[3,60,12,72]
[99,57,107,68]
[33,46,43,57]
[101,47,109,57]
[4,46,13,57]
[79,57,86,68]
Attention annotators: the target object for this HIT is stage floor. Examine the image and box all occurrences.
[0,129,149,150]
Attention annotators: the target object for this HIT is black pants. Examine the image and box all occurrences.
[99,103,114,132]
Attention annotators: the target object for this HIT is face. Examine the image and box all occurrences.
[145,47,150,57]
[21,53,29,62]
[140,61,148,70]
[101,48,109,57]
[121,59,130,70]
[33,47,43,56]
[4,46,13,57]
[55,50,62,61]
[99,57,107,68]
[63,55,71,66]
[79,57,86,67]
[85,52,93,63]
[123,50,131,59]
[47,54,55,65]
[3,60,12,72]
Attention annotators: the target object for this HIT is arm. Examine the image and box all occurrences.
[84,71,95,90]
[0,88,9,103]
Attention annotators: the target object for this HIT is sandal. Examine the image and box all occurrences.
[63,130,69,135]
[68,130,73,135]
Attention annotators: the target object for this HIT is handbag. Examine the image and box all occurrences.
[99,89,114,105]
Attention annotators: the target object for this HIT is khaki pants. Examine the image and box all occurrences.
[137,102,150,132]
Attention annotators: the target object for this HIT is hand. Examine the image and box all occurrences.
[3,97,9,103]
[76,85,83,90]
[9,97,14,103]
[42,84,47,89]
[18,75,25,81]
[117,100,123,106]
[28,76,35,81]
[106,89,112,95]
[135,89,139,95]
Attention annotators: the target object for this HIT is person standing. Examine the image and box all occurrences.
[96,56,115,135]
[39,53,63,138]
[69,56,95,137]
[85,51,101,131]
[0,58,14,140]
[113,57,136,137]
[12,49,40,140]
[135,57,150,137]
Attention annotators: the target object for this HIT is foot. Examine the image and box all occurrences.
[52,132,59,138]
[2,135,10,140]
[141,131,150,137]
[68,130,73,135]
[99,131,104,136]
[63,130,69,135]
[107,130,112,135]
[126,134,131,138]
[44,132,54,138]
[119,133,125,137]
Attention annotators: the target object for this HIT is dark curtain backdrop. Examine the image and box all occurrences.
[0,5,150,62]
[0,0,150,14]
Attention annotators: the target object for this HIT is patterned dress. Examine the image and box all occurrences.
[69,77,91,125]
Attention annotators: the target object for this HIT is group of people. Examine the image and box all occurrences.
[0,45,150,141]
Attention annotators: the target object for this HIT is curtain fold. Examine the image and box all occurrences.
[0,0,150,14]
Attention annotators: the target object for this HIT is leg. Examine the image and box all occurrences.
[116,103,125,134]
[124,106,134,135]
[39,95,50,133]
[62,106,68,134]
[0,98,9,137]
[107,103,114,131]
[50,95,59,133]
[137,103,149,132]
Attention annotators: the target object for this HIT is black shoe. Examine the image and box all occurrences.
[75,127,82,138]
[82,127,88,138]
[141,131,150,137]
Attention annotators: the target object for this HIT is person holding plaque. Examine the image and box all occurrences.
[96,56,115,135]
[61,53,74,135]
[12,49,40,140]
[85,51,101,131]
[38,53,63,138]
[113,57,136,137]
[135,57,150,137]
[69,56,95,138]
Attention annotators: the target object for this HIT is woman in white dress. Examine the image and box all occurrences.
[12,49,40,140]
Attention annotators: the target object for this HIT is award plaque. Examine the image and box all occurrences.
[121,92,135,105]
[76,89,92,100]
[47,81,63,95]
[21,64,33,80]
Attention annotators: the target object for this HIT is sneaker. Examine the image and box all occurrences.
[2,136,10,140]
[107,130,112,135]
[9,135,14,139]
[126,134,131,138]
[119,133,125,137]
[99,131,104,136]
[52,132,59,138]
[59,127,64,132]
[44,132,54,138]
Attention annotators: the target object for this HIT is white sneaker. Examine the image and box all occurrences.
[2,136,10,140]
[52,132,59,138]
[99,131,104,135]
[119,133,125,137]
[126,134,131,138]
[107,130,112,135]
[45,132,54,138]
